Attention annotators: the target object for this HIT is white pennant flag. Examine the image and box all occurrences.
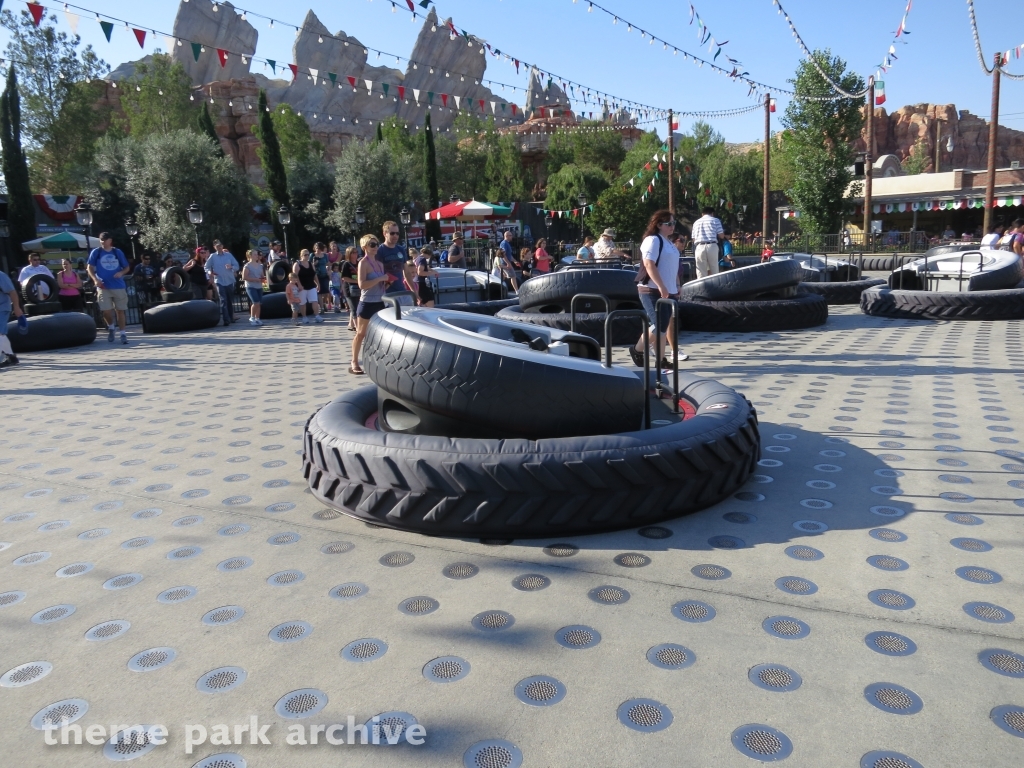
[453,95,461,109]
[164,35,176,53]
[719,198,725,207]
[65,10,79,35]
[490,101,496,114]
[309,68,319,86]
[364,79,373,94]
[413,88,421,104]
[628,179,635,187]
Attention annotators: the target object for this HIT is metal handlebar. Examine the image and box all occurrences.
[604,309,650,430]
[654,298,680,414]
[381,291,417,320]
[569,293,610,334]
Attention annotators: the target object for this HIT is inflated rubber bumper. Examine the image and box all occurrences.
[799,278,887,305]
[160,290,193,304]
[517,268,640,313]
[861,286,1024,321]
[678,260,804,301]
[24,301,62,316]
[260,291,293,319]
[141,299,220,333]
[303,381,760,538]
[8,311,97,353]
[496,304,644,346]
[437,298,519,315]
[362,306,643,439]
[22,273,59,304]
[678,293,828,332]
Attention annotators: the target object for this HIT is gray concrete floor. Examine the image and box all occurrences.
[1,306,1023,767]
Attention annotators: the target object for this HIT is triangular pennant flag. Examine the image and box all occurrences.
[133,29,146,48]
[364,79,373,93]
[440,93,447,107]
[163,35,175,52]
[511,103,517,116]
[328,72,337,85]
[27,2,44,27]
[769,98,776,113]
[101,21,115,43]
[266,60,277,74]
[190,41,202,61]
[347,75,356,88]
[65,10,79,35]
[309,67,318,85]
[397,85,405,100]
[413,88,420,104]
[427,91,434,104]
[490,101,496,114]
[405,0,414,10]
[478,99,485,111]
[289,64,298,80]
[453,95,461,109]
[382,82,389,97]
[216,49,228,67]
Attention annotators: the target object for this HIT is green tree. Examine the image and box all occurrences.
[545,123,626,178]
[901,139,928,175]
[485,133,530,202]
[329,139,419,238]
[433,132,460,201]
[587,183,650,242]
[270,103,320,165]
[446,113,497,200]
[375,123,384,145]
[1,67,35,253]
[700,144,764,230]
[197,102,224,157]
[544,163,608,236]
[287,153,339,245]
[781,50,865,234]
[117,54,195,138]
[422,113,442,242]
[82,134,142,250]
[253,89,289,241]
[1,8,109,191]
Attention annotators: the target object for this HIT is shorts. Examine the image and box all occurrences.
[639,290,678,334]
[289,302,303,314]
[298,287,318,303]
[246,286,263,305]
[418,282,435,303]
[317,275,329,292]
[356,301,385,320]
[97,287,128,311]
[330,286,342,298]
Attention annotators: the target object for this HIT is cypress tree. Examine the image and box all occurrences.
[375,123,384,144]
[198,102,225,157]
[1,67,35,258]
[254,89,290,245]
[423,114,442,242]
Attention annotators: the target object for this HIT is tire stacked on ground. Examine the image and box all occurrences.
[7,312,97,352]
[160,267,192,303]
[678,261,827,332]
[861,286,1024,320]
[266,260,290,293]
[799,278,887,305]
[21,273,61,316]
[141,299,220,333]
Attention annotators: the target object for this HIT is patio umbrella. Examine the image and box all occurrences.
[21,232,102,251]
[425,199,513,221]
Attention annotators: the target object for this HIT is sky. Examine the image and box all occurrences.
[0,0,1022,142]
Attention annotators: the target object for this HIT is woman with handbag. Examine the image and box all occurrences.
[630,210,688,369]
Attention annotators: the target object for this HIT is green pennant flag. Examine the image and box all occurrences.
[500,103,506,112]
[427,91,434,104]
[100,21,114,42]
[190,42,202,62]
[328,72,337,85]
[267,59,276,73]
[418,0,431,7]
[382,83,389,96]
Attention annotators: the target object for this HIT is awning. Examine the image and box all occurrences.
[22,232,102,251]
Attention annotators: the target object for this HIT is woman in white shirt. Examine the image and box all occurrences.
[630,210,687,369]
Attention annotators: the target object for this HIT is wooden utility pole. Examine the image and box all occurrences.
[763,93,771,247]
[667,109,675,216]
[983,53,1001,234]
[862,77,874,246]
[934,118,942,173]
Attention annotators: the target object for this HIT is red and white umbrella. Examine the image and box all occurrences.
[425,199,513,221]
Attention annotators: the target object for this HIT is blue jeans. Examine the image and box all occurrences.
[217,283,235,323]
[639,290,677,333]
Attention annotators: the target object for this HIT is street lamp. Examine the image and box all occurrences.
[186,202,203,250]
[577,193,587,240]
[449,193,458,204]
[399,206,411,244]
[125,217,139,262]
[277,205,292,260]
[75,200,94,243]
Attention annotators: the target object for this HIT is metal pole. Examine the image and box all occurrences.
[863,77,874,249]
[935,118,941,173]
[763,94,771,249]
[983,53,1001,234]
[667,109,675,216]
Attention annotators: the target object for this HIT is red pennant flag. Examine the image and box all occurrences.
[132,29,147,48]
[405,0,414,10]
[441,94,448,107]
[511,104,517,116]
[514,59,520,73]
[216,49,228,67]
[27,3,44,27]
[347,76,357,88]
[671,121,678,130]
[539,107,546,118]
[769,98,777,113]
[288,64,298,80]
[644,162,651,170]
[478,99,485,111]
[398,86,405,100]
[658,163,664,171]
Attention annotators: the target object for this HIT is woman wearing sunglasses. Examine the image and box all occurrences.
[349,235,393,375]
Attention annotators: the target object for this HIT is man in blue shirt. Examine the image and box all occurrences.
[86,232,131,344]
[496,230,519,292]
[205,239,240,326]
[377,220,416,294]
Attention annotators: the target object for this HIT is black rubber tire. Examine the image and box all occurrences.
[799,278,887,305]
[361,310,644,439]
[160,290,193,303]
[160,266,191,292]
[266,261,290,291]
[678,260,804,301]
[437,298,520,316]
[24,301,62,316]
[260,291,292,319]
[517,268,639,312]
[860,286,1024,320]
[496,305,644,346]
[303,382,760,538]
[679,293,828,332]
[8,311,97,353]
[141,299,220,333]
[969,257,1024,291]
[858,256,896,272]
[22,273,58,304]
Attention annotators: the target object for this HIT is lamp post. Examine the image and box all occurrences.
[354,206,366,230]
[277,205,292,260]
[74,200,94,244]
[737,210,745,235]
[186,202,203,251]
[577,193,587,241]
[125,218,139,262]
[0,219,9,276]
[399,206,411,245]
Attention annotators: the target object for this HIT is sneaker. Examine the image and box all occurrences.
[314,315,325,324]
[292,320,300,326]
[224,320,230,327]
[256,319,263,326]
[335,308,342,314]
[302,317,311,325]
[0,354,18,368]
[628,347,646,368]
[249,317,258,326]
[120,333,128,345]
[107,326,115,343]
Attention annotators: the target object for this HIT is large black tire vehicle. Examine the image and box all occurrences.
[678,260,804,301]
[438,298,519,316]
[496,304,643,345]
[141,299,220,333]
[24,301,62,316]
[361,307,643,439]
[889,250,1023,292]
[517,268,640,313]
[799,278,887,305]
[22,273,58,304]
[861,286,1024,320]
[303,380,760,538]
[8,312,97,353]
[679,293,828,332]
[267,260,290,292]
[260,291,292,319]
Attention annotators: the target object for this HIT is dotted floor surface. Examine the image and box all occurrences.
[1,307,1023,767]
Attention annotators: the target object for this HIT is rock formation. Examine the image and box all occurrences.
[171,0,256,84]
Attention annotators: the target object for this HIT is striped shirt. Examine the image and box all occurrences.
[691,214,724,244]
